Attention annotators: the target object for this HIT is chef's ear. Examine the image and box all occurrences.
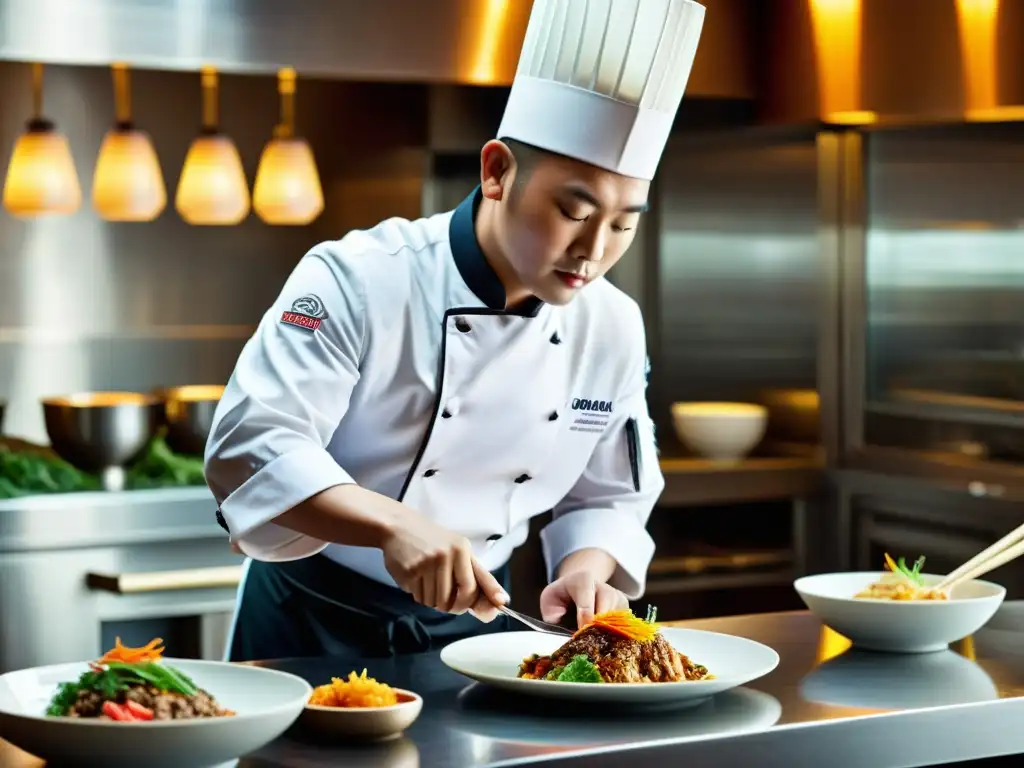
[480,139,516,200]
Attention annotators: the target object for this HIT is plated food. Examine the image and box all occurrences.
[794,568,1006,654]
[441,617,779,706]
[0,648,311,767]
[518,607,713,684]
[47,637,234,721]
[854,554,948,602]
[309,669,401,708]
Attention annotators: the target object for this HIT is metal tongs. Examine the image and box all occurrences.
[497,605,574,636]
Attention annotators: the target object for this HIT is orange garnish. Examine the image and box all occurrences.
[98,637,165,665]
[578,609,659,643]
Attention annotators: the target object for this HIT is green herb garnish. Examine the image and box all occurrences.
[645,604,658,624]
[896,555,927,586]
[45,661,199,716]
[546,655,603,683]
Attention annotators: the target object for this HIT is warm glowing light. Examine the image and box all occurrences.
[825,109,877,125]
[955,0,1001,114]
[815,625,853,663]
[3,127,82,218]
[466,0,511,84]
[253,68,324,226]
[92,64,166,222]
[253,139,323,226]
[2,63,81,218]
[808,0,864,118]
[966,105,1024,121]
[93,130,166,222]
[175,66,250,226]
[176,135,250,226]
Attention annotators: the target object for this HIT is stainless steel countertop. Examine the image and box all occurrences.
[4,605,1023,767]
[239,605,1024,768]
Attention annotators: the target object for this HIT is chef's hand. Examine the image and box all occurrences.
[381,516,509,616]
[539,548,627,628]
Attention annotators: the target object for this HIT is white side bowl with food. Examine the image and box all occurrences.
[299,669,423,742]
[0,638,311,768]
[795,558,1006,654]
[670,402,768,462]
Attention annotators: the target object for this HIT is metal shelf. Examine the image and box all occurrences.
[658,455,824,506]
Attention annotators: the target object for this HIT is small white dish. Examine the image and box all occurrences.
[440,629,779,707]
[794,572,1006,654]
[0,658,311,768]
[671,402,768,461]
[299,688,422,742]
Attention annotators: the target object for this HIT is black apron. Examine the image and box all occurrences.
[228,554,513,661]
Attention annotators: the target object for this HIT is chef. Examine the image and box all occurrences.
[206,0,706,662]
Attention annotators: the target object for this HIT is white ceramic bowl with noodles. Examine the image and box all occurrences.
[794,572,1006,654]
[0,658,311,768]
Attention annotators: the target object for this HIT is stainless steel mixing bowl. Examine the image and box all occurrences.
[42,392,163,491]
[160,385,225,456]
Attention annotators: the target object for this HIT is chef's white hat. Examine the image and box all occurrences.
[497,0,706,181]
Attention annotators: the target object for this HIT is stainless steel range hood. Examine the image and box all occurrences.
[0,0,756,95]
[0,0,534,83]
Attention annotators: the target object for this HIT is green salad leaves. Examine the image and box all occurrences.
[46,662,200,716]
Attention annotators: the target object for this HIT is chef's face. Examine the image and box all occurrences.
[480,140,650,306]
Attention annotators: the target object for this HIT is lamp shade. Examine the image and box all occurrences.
[92,128,166,221]
[175,133,250,225]
[2,123,81,217]
[253,138,324,225]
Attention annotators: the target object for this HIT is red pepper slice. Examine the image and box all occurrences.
[102,701,136,722]
[124,700,154,721]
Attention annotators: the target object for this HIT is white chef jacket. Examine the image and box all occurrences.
[204,187,665,599]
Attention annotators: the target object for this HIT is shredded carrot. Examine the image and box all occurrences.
[578,609,659,643]
[308,669,399,708]
[97,637,165,665]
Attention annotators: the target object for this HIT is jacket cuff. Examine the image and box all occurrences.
[540,508,655,600]
[218,445,355,561]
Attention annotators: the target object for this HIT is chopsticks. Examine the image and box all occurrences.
[935,521,1024,593]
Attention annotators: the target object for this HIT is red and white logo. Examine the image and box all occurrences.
[281,294,327,331]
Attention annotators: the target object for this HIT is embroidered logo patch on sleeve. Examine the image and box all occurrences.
[281,294,328,331]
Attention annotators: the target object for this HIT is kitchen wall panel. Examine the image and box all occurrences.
[0,62,427,442]
[652,130,821,446]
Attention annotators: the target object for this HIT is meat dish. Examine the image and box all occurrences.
[46,638,235,721]
[854,554,948,601]
[517,607,712,684]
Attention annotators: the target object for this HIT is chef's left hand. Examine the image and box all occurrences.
[540,571,628,629]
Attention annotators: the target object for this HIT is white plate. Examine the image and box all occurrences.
[440,629,779,706]
[0,658,312,768]
[794,572,1006,654]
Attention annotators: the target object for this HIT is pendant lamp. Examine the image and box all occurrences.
[253,68,324,226]
[175,66,250,225]
[2,63,82,218]
[92,63,166,221]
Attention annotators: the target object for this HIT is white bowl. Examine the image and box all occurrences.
[670,402,768,461]
[0,658,311,768]
[299,688,423,742]
[794,572,1006,654]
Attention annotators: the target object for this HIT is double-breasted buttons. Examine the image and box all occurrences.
[423,469,438,478]
[486,534,501,542]
[550,331,562,345]
[548,411,559,421]
[455,316,472,333]
[514,473,532,484]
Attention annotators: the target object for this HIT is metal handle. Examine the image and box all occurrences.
[86,565,243,594]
